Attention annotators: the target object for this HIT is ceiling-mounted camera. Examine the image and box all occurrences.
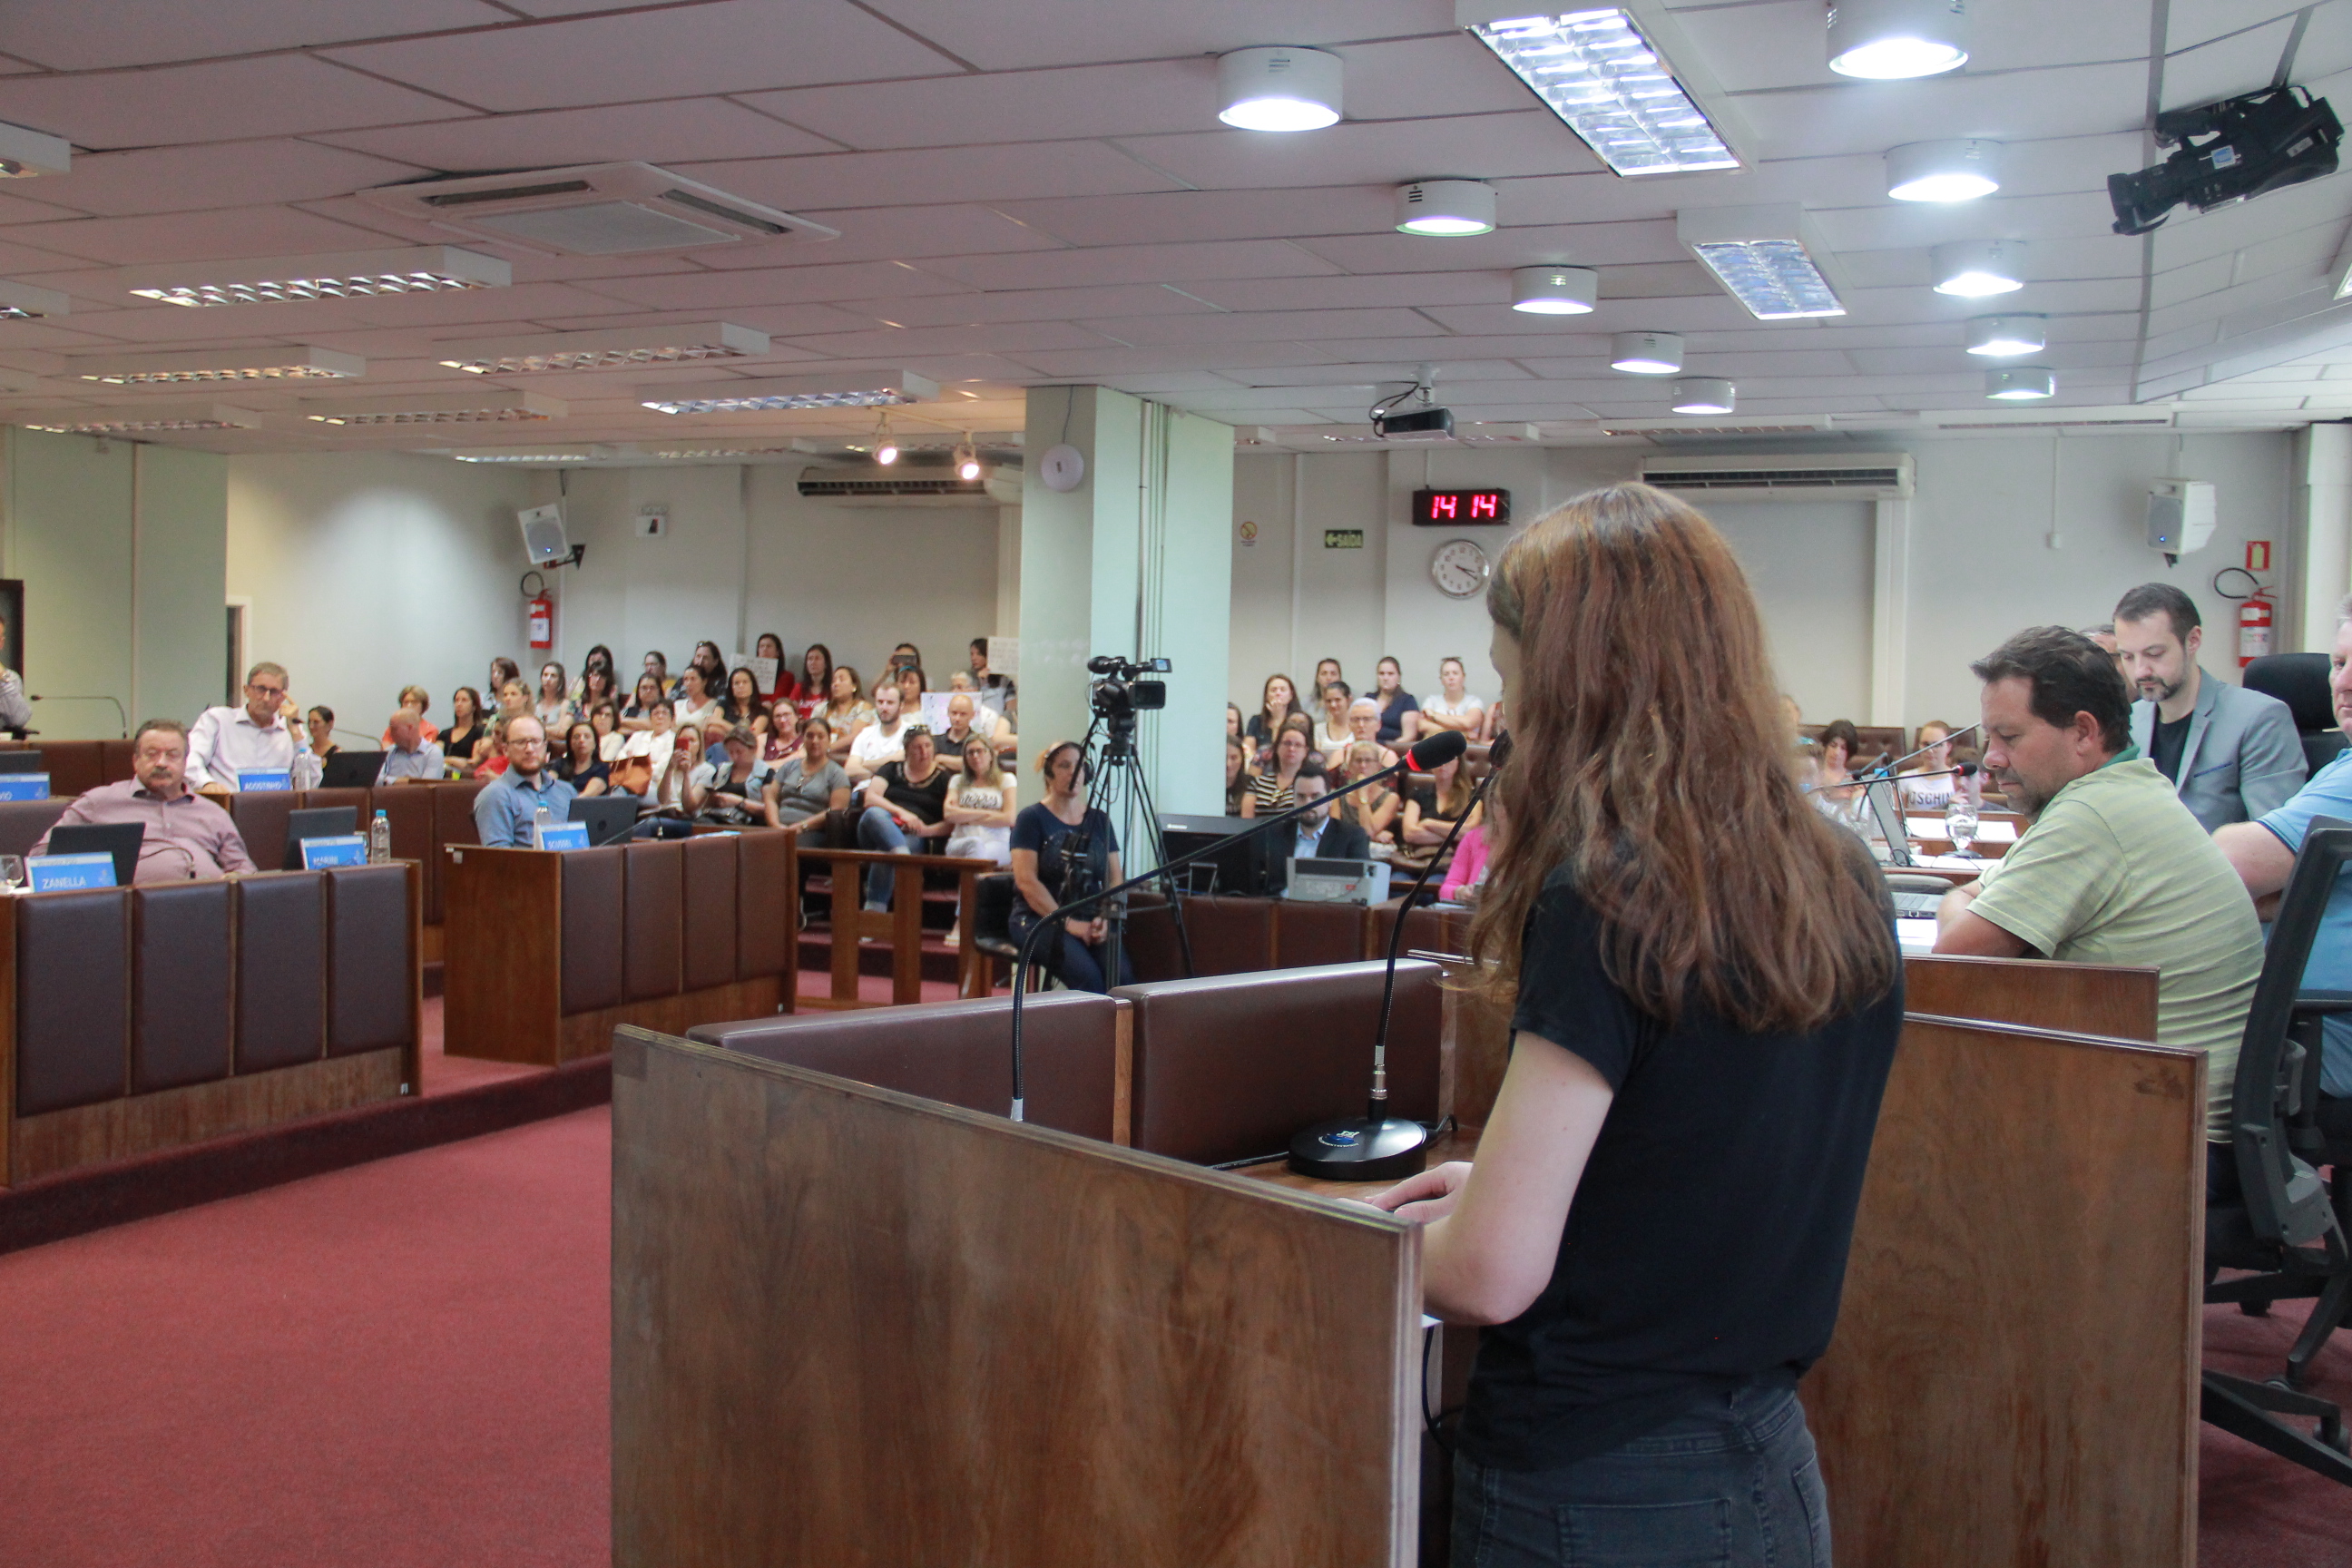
[1371,366,1456,444]
[2108,85,2342,236]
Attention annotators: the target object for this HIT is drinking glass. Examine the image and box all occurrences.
[0,855,25,893]
[1945,800,1978,859]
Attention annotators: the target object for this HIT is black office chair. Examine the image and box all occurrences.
[975,873,1057,993]
[2246,652,2349,775]
[2201,818,2352,1484]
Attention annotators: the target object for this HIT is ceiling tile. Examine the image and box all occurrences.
[1290,220,1686,276]
[1079,307,1446,346]
[916,239,1343,290]
[2160,16,2297,111]
[1180,272,1511,311]
[994,186,1393,248]
[569,260,976,311]
[527,302,891,337]
[313,98,839,172]
[740,58,1213,151]
[1730,63,2150,160]
[832,283,1220,328]
[676,140,1183,211]
[774,321,1122,358]
[0,56,480,148]
[1118,110,1604,190]
[41,140,427,218]
[324,279,652,329]
[853,0,1448,72]
[1013,341,1346,377]
[692,203,1064,269]
[5,203,404,265]
[0,0,511,71]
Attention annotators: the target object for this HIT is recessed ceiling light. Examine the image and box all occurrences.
[1985,366,2054,400]
[1933,238,2025,296]
[1612,331,1683,374]
[116,246,509,308]
[0,279,67,319]
[1678,205,1846,319]
[1396,179,1498,237]
[1886,138,2002,201]
[1459,6,1741,177]
[24,402,262,435]
[1216,46,1343,132]
[1965,314,2046,356]
[301,389,565,426]
[69,346,365,384]
[1671,377,1736,415]
[1828,0,1969,80]
[0,120,69,179]
[640,370,938,416]
[1511,266,1598,314]
[434,321,769,375]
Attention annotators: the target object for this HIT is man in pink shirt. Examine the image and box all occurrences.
[33,719,256,883]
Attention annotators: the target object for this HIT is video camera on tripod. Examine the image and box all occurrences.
[1085,654,1169,725]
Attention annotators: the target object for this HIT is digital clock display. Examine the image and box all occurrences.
[1412,487,1510,525]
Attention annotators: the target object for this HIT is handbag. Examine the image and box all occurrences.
[608,754,653,794]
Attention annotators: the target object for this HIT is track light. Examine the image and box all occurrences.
[1932,238,2024,297]
[954,437,982,482]
[1965,314,2045,357]
[1611,331,1683,375]
[1886,139,2002,201]
[1670,377,1736,415]
[1396,180,1497,236]
[1217,46,1343,132]
[1985,366,2054,400]
[1828,0,1969,80]
[1510,266,1597,315]
[873,412,899,466]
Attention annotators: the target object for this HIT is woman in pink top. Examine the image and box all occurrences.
[1440,794,1504,905]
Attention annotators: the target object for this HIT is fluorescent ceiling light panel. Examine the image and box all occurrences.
[1933,238,2024,296]
[448,446,617,463]
[0,121,69,179]
[1828,0,1968,80]
[117,246,510,308]
[435,321,769,375]
[302,389,565,426]
[1985,366,2053,400]
[1459,5,1740,176]
[1395,179,1497,236]
[1676,205,1846,319]
[24,402,262,435]
[1886,139,2002,201]
[640,370,938,416]
[1671,377,1736,414]
[69,346,365,384]
[1217,46,1344,132]
[1965,314,2045,356]
[1511,266,1598,314]
[0,279,68,319]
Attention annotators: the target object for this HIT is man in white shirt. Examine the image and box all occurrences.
[847,682,911,782]
[186,662,319,796]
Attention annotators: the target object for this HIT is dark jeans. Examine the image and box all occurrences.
[1451,1383,1829,1568]
[1008,908,1136,995]
[856,806,912,907]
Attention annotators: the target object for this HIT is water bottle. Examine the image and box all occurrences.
[368,808,391,865]
[534,803,554,848]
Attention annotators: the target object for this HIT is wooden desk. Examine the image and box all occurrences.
[796,846,996,1008]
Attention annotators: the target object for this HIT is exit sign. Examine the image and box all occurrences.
[1412,488,1510,525]
[1323,529,1364,549]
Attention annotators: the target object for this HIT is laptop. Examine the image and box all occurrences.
[569,794,638,848]
[320,750,387,789]
[0,750,44,775]
[283,805,358,871]
[47,823,142,888]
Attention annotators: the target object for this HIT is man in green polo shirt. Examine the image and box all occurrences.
[1936,625,2262,1190]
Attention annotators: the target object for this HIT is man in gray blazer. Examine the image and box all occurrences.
[2116,583,2306,831]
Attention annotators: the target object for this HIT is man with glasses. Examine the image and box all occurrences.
[185,661,319,796]
[472,714,576,848]
[33,718,253,882]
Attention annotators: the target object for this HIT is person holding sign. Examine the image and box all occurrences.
[185,662,320,795]
[33,719,253,883]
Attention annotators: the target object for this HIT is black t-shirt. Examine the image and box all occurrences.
[876,761,951,826]
[1377,690,1419,745]
[2151,710,2192,781]
[1459,863,1904,1472]
[1010,802,1119,900]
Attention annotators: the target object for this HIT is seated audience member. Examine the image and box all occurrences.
[377,710,446,785]
[2083,622,2126,681]
[620,672,665,732]
[34,719,255,883]
[1311,657,1344,701]
[1372,656,1420,748]
[671,664,721,733]
[1419,655,1485,738]
[891,667,928,726]
[609,700,676,800]
[571,643,616,705]
[1246,672,1304,755]
[641,649,673,696]
[1313,680,1354,758]
[0,610,26,733]
[720,666,772,737]
[378,685,438,747]
[945,735,1017,867]
[1399,753,1482,865]
[700,715,733,775]
[1337,740,1401,847]
[940,691,1015,766]
[1225,702,1243,740]
[848,681,914,781]
[557,720,610,797]
[471,715,577,848]
[488,656,523,705]
[2114,582,2306,830]
[305,705,338,760]
[822,665,876,761]
[887,642,923,677]
[1897,720,1978,811]
[534,662,578,733]
[764,716,852,838]
[655,722,701,816]
[1286,763,1370,867]
[689,641,728,696]
[684,724,771,825]
[970,637,1016,716]
[495,679,532,722]
[1340,696,1399,769]
[856,726,953,911]
[1808,718,1862,822]
[753,632,795,707]
[1009,742,1134,994]
[2218,594,2352,1123]
[797,644,834,720]
[1482,696,1507,744]
[188,662,321,793]
[587,701,623,762]
[443,687,489,772]
[1224,736,1254,816]
[1439,794,1502,905]
[1934,625,2262,1189]
[1244,717,1315,817]
[474,715,513,779]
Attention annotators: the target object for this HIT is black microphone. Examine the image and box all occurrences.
[1856,722,1980,782]
[1806,760,1977,795]
[1005,730,1470,1122]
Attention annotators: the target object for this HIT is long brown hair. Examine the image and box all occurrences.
[1467,483,1895,1033]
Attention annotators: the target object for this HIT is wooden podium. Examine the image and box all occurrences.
[612,1025,1426,1567]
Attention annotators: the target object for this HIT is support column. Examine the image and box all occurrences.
[1870,495,1909,727]
[2294,422,2352,652]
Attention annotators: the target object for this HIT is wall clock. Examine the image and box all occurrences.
[1430,538,1490,599]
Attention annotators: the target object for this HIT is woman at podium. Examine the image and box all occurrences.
[1365,483,1904,1568]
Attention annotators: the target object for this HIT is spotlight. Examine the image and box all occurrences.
[1510,265,1597,315]
[2106,86,2342,236]
[1611,331,1683,375]
[1985,366,2054,400]
[954,437,983,482]
[873,412,899,466]
[1886,139,2002,201]
[1932,239,2024,297]
[1217,46,1343,132]
[1671,377,1736,415]
[1965,314,2045,357]
[1828,0,1969,80]
[1396,180,1497,237]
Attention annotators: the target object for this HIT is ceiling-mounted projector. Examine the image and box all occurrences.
[1371,369,1456,443]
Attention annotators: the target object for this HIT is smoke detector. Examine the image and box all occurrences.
[358,162,838,256]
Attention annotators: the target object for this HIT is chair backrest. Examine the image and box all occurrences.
[975,873,1015,941]
[2244,652,2334,733]
[2230,816,2352,1247]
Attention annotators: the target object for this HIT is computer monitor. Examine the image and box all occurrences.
[46,823,142,887]
[320,750,387,789]
[569,794,638,848]
[1157,813,1278,897]
[283,805,358,871]
[0,750,44,775]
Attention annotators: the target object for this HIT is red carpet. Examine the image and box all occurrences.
[2200,1289,2352,1566]
[0,1107,612,1568]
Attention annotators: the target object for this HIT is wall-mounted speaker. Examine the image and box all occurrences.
[519,502,568,565]
[2146,479,2215,564]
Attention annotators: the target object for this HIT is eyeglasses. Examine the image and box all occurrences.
[247,681,286,700]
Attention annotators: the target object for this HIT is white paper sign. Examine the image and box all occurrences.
[987,636,1018,677]
[732,653,779,691]
[920,693,955,732]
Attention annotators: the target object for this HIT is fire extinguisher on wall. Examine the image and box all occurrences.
[524,571,554,652]
[2239,589,2272,668]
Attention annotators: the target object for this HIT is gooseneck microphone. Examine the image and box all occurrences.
[1802,760,1978,795]
[1006,730,1470,1123]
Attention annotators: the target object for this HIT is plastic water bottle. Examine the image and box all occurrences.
[534,803,554,848]
[368,808,391,865]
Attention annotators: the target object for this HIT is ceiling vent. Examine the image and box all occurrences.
[1636,452,1915,500]
[359,162,838,256]
[796,465,1022,508]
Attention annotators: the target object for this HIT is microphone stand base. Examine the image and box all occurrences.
[1286,1116,1429,1182]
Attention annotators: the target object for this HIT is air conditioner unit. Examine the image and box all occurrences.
[795,466,1023,508]
[1635,452,1915,501]
[361,162,838,256]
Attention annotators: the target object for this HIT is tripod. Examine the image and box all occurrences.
[1066,704,1197,985]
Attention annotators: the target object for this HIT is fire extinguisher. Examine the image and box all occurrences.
[524,572,554,651]
[2239,590,2272,668]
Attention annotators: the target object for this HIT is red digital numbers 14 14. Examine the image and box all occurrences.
[1411,488,1511,526]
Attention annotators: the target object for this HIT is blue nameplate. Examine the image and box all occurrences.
[0,775,49,800]
[299,835,368,869]
[27,852,116,891]
[534,821,591,852]
[239,770,293,793]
